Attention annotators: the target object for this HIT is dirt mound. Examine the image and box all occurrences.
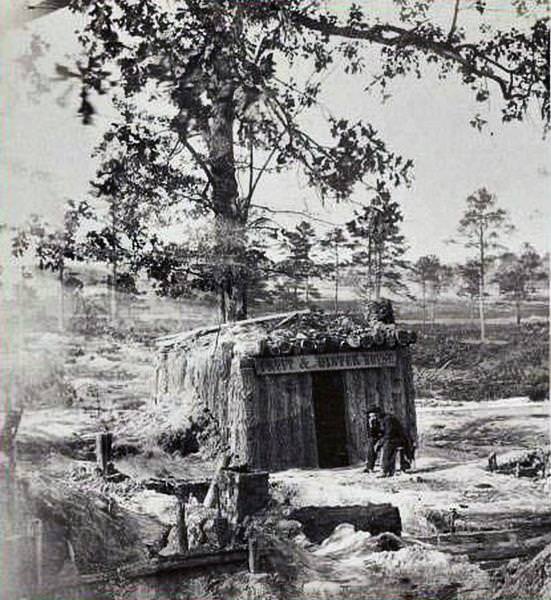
[20,473,169,576]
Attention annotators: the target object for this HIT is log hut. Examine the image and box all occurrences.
[155,307,417,471]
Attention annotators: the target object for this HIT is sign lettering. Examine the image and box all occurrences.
[254,350,396,375]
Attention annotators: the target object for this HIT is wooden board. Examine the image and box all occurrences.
[254,350,396,375]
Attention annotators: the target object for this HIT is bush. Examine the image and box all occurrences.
[411,321,548,402]
[524,368,549,402]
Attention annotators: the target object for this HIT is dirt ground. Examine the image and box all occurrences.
[271,399,550,535]
[1,323,549,599]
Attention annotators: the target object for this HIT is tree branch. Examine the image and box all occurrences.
[250,204,342,227]
[291,11,518,101]
[448,0,461,41]
[180,138,215,187]
[244,132,286,211]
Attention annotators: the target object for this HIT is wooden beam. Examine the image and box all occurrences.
[156,310,311,348]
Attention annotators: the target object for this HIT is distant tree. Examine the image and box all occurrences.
[81,143,183,323]
[278,220,321,309]
[319,227,352,313]
[452,188,513,342]
[428,263,454,325]
[271,279,297,313]
[411,255,440,329]
[141,221,276,320]
[347,193,410,303]
[11,200,90,330]
[492,244,548,325]
[456,259,483,322]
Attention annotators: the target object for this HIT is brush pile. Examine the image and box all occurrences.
[488,448,550,479]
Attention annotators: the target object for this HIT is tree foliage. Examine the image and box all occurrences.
[24,0,549,319]
[319,227,353,312]
[493,243,548,324]
[346,193,410,301]
[277,220,321,309]
[411,255,453,326]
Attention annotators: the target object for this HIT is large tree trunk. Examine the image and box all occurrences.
[208,52,247,323]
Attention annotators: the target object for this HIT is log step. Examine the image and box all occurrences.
[289,504,402,544]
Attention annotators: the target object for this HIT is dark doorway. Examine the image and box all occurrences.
[312,372,349,468]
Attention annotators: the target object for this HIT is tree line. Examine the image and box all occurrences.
[8,184,548,341]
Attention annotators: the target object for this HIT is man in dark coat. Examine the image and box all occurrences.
[365,409,414,476]
[380,412,415,476]
[364,410,383,472]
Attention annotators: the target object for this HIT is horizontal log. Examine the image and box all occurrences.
[289,504,402,544]
[157,310,311,347]
[40,547,250,592]
[420,530,551,564]
[463,511,551,532]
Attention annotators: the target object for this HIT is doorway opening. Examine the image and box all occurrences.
[312,372,349,468]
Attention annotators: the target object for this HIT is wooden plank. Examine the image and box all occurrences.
[203,453,231,509]
[119,548,249,578]
[342,370,368,463]
[267,309,311,333]
[252,373,317,469]
[255,350,397,376]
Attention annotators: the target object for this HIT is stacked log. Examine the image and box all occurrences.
[260,310,416,358]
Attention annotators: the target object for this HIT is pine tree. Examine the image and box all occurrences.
[346,193,410,303]
[453,188,513,341]
[278,221,321,309]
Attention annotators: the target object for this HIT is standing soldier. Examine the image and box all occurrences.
[364,409,383,472]
[364,408,414,476]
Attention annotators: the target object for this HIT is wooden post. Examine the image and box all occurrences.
[248,536,260,574]
[204,452,231,509]
[177,499,189,553]
[95,431,113,477]
[3,408,23,536]
[30,518,43,589]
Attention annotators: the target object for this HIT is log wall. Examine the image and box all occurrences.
[342,347,417,462]
[156,339,416,472]
[245,371,318,470]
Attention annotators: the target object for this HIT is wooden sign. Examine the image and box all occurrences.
[254,350,396,376]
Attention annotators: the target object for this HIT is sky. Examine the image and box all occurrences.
[0,1,549,274]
